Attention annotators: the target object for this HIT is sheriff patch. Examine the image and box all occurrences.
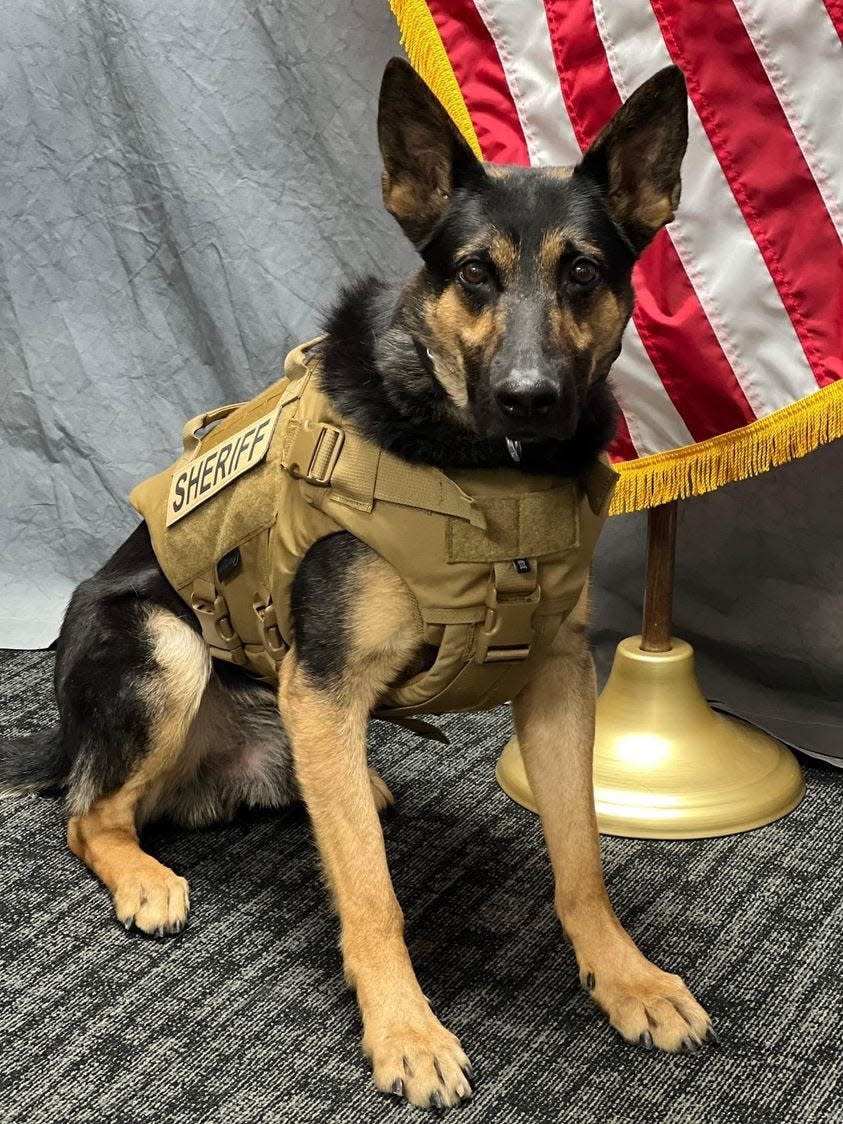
[166,404,282,526]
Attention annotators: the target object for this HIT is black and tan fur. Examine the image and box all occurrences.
[0,59,713,1109]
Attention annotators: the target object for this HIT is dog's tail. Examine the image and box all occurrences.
[0,727,68,796]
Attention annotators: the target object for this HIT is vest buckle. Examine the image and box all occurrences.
[284,420,345,485]
[253,596,287,662]
[474,561,541,664]
[190,588,247,665]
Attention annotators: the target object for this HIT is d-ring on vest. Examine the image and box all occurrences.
[130,339,618,725]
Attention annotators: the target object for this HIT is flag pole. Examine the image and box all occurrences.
[640,502,677,652]
[496,500,806,838]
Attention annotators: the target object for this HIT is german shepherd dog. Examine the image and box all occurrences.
[1,59,713,1108]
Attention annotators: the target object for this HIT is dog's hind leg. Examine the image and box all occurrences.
[513,587,714,1052]
[67,607,211,936]
[67,775,192,937]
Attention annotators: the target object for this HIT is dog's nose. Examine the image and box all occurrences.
[495,371,560,423]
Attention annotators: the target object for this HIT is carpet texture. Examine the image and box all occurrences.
[1,647,842,1124]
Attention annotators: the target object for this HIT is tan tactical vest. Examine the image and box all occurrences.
[130,339,617,725]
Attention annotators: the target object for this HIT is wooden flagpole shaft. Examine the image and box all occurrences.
[640,501,677,652]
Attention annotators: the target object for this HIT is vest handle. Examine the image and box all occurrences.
[181,403,247,456]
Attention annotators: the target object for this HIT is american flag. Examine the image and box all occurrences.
[388,0,842,511]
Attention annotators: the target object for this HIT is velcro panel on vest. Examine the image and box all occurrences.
[446,482,578,563]
[178,523,278,671]
[141,459,280,594]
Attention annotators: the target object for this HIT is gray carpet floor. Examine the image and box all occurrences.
[1,646,842,1124]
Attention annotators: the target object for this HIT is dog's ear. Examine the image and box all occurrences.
[575,66,688,253]
[378,57,486,247]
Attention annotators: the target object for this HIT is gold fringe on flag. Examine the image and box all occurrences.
[386,0,483,158]
[387,0,843,516]
[609,380,843,514]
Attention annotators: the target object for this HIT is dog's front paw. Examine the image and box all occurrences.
[364,1012,473,1109]
[112,859,190,937]
[584,960,714,1052]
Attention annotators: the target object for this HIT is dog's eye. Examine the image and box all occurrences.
[458,261,490,288]
[569,258,600,287]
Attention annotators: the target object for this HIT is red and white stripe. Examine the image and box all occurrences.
[424,0,843,461]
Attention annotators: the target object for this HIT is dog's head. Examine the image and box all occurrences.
[378,58,688,446]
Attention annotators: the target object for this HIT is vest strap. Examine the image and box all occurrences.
[378,715,450,743]
[373,454,486,528]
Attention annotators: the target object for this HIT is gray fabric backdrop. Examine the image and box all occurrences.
[1,1,840,760]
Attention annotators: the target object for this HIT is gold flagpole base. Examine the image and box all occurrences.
[496,636,805,839]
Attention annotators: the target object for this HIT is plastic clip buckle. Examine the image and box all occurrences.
[190,591,246,664]
[253,597,287,662]
[474,575,541,665]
